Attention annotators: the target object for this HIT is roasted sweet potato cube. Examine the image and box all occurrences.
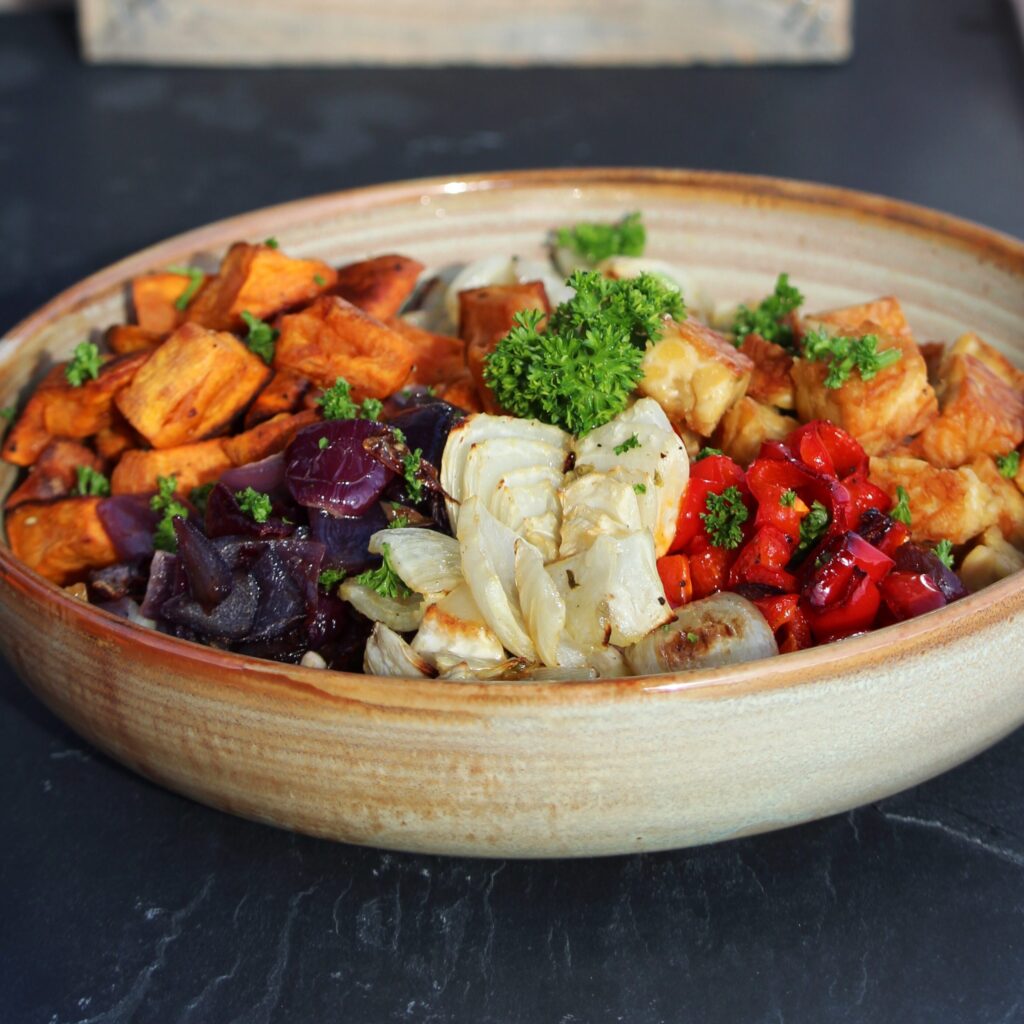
[740,333,794,409]
[6,440,102,509]
[131,272,202,334]
[94,412,141,462]
[459,283,550,413]
[334,255,424,320]
[243,369,312,429]
[116,323,271,449]
[971,455,1024,547]
[6,498,118,585]
[910,353,1024,468]
[714,397,795,467]
[792,334,936,456]
[221,410,319,466]
[868,456,994,544]
[639,316,753,437]
[806,295,914,341]
[106,324,163,355]
[110,440,233,496]
[1,386,53,466]
[273,295,415,398]
[186,243,336,331]
[437,375,483,413]
[387,317,467,389]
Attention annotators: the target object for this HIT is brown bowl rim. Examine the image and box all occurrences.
[2,167,1024,712]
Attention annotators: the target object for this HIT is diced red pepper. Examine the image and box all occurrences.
[844,470,892,521]
[691,453,745,488]
[657,554,693,608]
[728,526,798,593]
[787,420,867,478]
[753,593,813,653]
[857,508,911,558]
[689,539,736,600]
[752,482,807,541]
[805,570,881,643]
[879,571,947,621]
[802,531,894,609]
[671,455,751,554]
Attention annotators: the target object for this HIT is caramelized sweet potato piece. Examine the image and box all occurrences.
[437,375,483,413]
[909,353,1024,468]
[740,333,794,409]
[334,255,424,319]
[94,412,141,462]
[807,296,914,341]
[273,295,415,398]
[106,324,163,355]
[110,440,233,496]
[132,272,204,334]
[6,440,102,509]
[116,323,271,449]
[387,317,467,389]
[792,334,936,456]
[243,369,312,429]
[459,283,550,413]
[6,498,118,585]
[221,410,319,466]
[186,243,336,331]
[2,354,148,467]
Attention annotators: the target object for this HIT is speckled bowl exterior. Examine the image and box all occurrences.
[2,169,1023,858]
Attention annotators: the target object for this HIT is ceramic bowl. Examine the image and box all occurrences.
[2,169,1023,858]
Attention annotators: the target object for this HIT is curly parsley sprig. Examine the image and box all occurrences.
[151,475,190,552]
[65,342,102,387]
[240,311,279,364]
[317,377,383,422]
[801,329,902,389]
[354,543,412,600]
[701,486,749,550]
[73,465,110,497]
[555,212,645,264]
[732,273,804,350]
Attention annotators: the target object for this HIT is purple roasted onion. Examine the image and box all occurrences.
[309,504,387,574]
[174,518,233,612]
[204,483,296,540]
[140,550,186,620]
[284,419,394,516]
[219,453,287,495]
[97,495,160,562]
[893,542,968,603]
[386,400,463,470]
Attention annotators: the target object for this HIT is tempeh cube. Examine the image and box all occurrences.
[806,295,914,341]
[971,455,1024,547]
[6,498,118,584]
[740,333,794,409]
[714,397,796,467]
[116,323,271,448]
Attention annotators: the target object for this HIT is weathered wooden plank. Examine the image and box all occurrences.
[78,0,852,66]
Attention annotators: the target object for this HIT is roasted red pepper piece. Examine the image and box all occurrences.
[805,570,881,642]
[671,454,749,553]
[787,420,867,478]
[879,571,947,620]
[753,593,813,653]
[844,470,892,522]
[728,526,798,592]
[857,508,911,559]
[803,531,894,608]
[688,538,736,600]
[752,482,807,541]
[656,553,692,607]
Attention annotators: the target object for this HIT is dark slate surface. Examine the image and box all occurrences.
[2,2,1024,1021]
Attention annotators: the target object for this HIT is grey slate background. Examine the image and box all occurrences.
[1,2,1024,1021]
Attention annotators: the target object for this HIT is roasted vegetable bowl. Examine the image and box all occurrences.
[1,169,1023,857]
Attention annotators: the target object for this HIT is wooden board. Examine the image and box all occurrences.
[78,0,853,67]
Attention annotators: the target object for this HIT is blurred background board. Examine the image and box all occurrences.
[76,0,853,66]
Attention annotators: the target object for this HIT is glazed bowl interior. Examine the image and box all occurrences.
[1,169,1023,858]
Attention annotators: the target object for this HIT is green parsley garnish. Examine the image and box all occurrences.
[780,489,797,507]
[701,486,748,549]
[686,632,699,644]
[388,514,410,529]
[189,482,215,515]
[64,342,102,387]
[240,310,279,365]
[484,270,683,435]
[354,543,412,600]
[614,434,641,455]
[0,406,14,422]
[317,377,381,422]
[891,485,912,526]
[264,237,279,249]
[403,448,424,503]
[555,212,645,264]
[360,398,383,421]
[391,427,406,446]
[996,451,1020,479]
[235,487,272,523]
[167,265,205,311]
[633,482,647,495]
[695,447,723,462]
[318,567,347,591]
[797,500,830,555]
[313,273,327,287]
[801,329,902,389]
[732,273,804,350]
[318,436,330,450]
[73,465,110,497]
[934,539,955,570]
[151,475,189,552]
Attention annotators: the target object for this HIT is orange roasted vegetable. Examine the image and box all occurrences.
[221,410,319,466]
[185,243,336,331]
[94,412,141,462]
[132,271,206,334]
[243,369,312,429]
[740,333,794,410]
[106,324,163,355]
[386,317,467,390]
[6,498,118,585]
[115,323,271,449]
[110,440,233,496]
[334,255,424,320]
[273,295,415,398]
[6,440,102,509]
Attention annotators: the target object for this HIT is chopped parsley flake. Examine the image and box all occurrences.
[64,342,102,387]
[240,310,279,364]
[150,475,189,552]
[391,427,406,446]
[388,514,410,529]
[797,500,830,555]
[780,489,797,507]
[314,273,327,287]
[934,539,955,569]
[633,482,647,495]
[0,406,14,422]
[189,482,215,515]
[695,447,723,462]
[555,211,645,264]
[701,486,748,549]
[614,434,641,455]
[360,398,383,421]
[802,328,902,389]
[264,237,279,249]
[235,486,272,523]
[891,485,912,526]
[732,273,804,349]
[997,451,1020,479]
[318,567,347,590]
[318,436,329,450]
[317,377,382,422]
[73,465,110,497]
[167,265,205,311]
[403,448,425,503]
[354,542,412,600]
[686,632,699,644]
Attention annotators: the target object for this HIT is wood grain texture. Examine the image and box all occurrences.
[78,0,852,66]
[1,169,1023,857]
